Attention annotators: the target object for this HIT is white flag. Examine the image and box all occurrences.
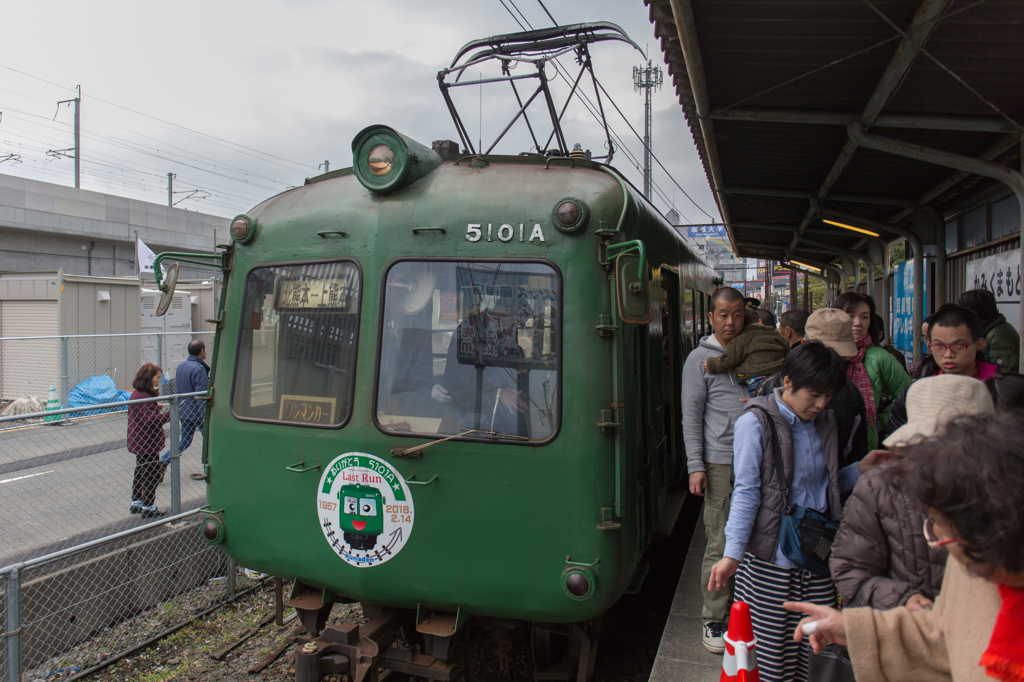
[136,238,166,277]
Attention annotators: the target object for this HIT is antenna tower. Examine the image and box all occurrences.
[633,60,662,200]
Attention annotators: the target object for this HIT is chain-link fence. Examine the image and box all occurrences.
[0,393,208,566]
[0,332,216,410]
[2,512,255,682]
[0,388,239,682]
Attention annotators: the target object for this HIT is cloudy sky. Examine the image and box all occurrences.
[0,0,719,223]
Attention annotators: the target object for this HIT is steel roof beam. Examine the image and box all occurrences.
[788,0,954,252]
[887,133,1022,224]
[668,0,731,238]
[848,121,1024,370]
[709,108,1018,134]
[724,186,915,207]
[735,241,849,286]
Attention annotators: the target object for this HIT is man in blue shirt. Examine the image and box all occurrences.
[164,340,210,462]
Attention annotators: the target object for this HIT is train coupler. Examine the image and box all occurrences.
[293,607,460,682]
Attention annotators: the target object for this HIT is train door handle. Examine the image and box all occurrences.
[406,473,438,486]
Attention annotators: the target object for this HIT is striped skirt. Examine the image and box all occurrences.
[734,552,836,682]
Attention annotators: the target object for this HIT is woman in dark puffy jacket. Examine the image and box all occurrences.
[829,374,994,610]
[127,362,170,518]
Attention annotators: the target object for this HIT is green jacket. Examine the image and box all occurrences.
[863,345,912,450]
[704,324,789,379]
[983,314,1020,374]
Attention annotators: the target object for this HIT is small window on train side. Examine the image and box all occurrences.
[231,260,361,428]
[376,260,560,444]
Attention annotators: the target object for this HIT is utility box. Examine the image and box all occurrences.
[140,288,192,370]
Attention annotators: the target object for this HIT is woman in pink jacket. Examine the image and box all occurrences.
[127,362,170,518]
[785,413,1024,682]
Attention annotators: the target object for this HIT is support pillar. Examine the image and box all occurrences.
[803,272,810,311]
[789,269,797,311]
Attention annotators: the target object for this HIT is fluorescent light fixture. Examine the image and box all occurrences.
[788,260,821,272]
[822,219,880,237]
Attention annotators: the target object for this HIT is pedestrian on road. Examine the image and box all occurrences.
[128,362,170,518]
[164,340,210,463]
[681,286,749,653]
[708,342,890,682]
[785,413,1024,682]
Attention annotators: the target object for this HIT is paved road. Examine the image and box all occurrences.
[0,412,207,565]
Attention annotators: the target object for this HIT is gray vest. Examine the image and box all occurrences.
[743,393,843,563]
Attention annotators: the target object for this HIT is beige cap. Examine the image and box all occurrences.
[883,374,995,448]
[805,308,858,357]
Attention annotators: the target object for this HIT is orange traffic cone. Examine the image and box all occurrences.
[720,601,760,682]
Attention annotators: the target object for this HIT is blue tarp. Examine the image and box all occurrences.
[68,375,132,417]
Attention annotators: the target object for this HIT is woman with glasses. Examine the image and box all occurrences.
[832,292,912,450]
[886,305,999,434]
[829,375,994,612]
[785,412,1024,682]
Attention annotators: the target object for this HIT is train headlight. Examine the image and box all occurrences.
[562,567,596,600]
[230,214,256,244]
[201,514,226,546]
[368,144,395,176]
[552,197,589,233]
[351,124,442,195]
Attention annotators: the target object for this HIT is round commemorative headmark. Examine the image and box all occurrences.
[317,453,414,567]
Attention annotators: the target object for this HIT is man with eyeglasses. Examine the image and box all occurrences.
[886,304,998,434]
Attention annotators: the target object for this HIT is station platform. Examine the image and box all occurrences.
[648,513,722,681]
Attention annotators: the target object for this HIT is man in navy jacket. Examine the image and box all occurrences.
[164,340,210,462]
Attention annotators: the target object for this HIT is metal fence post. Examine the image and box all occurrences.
[226,557,236,603]
[156,333,163,373]
[169,396,180,515]
[60,336,69,418]
[5,567,21,682]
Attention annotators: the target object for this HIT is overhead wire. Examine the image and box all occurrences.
[0,63,314,211]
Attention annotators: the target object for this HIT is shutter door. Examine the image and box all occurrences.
[1,300,60,400]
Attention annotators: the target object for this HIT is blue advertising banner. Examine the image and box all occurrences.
[892,258,928,362]
[685,224,727,238]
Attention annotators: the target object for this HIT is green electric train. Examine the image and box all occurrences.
[157,124,718,681]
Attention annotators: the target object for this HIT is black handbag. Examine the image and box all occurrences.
[807,587,862,682]
[808,643,855,682]
[762,410,839,577]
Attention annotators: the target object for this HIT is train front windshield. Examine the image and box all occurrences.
[376,261,559,443]
[231,260,361,427]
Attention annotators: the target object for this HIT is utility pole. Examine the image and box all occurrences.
[633,60,662,201]
[56,86,81,188]
[319,160,330,173]
[168,173,175,207]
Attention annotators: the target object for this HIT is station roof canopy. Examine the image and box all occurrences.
[645,0,1023,276]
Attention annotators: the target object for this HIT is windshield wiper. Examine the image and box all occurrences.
[390,428,528,458]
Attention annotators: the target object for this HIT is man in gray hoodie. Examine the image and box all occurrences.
[682,286,749,653]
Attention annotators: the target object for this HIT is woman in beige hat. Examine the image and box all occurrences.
[828,374,995,614]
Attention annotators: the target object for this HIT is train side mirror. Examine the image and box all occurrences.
[615,254,651,325]
[156,262,180,317]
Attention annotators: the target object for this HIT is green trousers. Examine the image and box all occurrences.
[700,462,734,624]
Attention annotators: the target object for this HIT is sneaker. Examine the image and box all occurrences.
[141,508,167,519]
[130,505,142,515]
[702,621,726,654]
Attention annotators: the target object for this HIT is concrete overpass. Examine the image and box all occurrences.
[0,173,232,281]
